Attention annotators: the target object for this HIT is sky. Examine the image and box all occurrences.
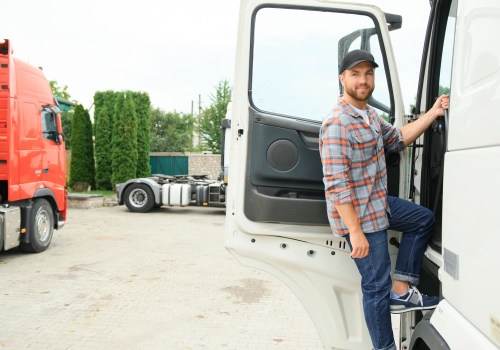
[3,0,431,117]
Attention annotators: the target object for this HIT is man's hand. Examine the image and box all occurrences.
[333,203,369,258]
[402,94,450,146]
[349,230,369,259]
[431,94,450,118]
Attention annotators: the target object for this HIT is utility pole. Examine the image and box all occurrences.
[192,94,202,149]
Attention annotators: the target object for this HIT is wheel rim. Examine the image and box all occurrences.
[129,188,148,208]
[36,207,51,242]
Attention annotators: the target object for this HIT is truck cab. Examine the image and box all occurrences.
[225,0,500,348]
[0,39,67,253]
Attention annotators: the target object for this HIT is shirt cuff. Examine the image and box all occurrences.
[396,128,406,151]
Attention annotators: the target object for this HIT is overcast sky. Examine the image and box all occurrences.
[3,0,431,116]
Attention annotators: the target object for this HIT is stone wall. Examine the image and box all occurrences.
[186,153,221,180]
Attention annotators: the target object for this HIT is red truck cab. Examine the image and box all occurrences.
[0,39,67,253]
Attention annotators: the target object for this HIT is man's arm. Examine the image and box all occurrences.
[401,94,449,147]
[334,203,369,258]
[320,119,369,258]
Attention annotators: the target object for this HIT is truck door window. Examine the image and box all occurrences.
[41,109,59,142]
[251,7,392,122]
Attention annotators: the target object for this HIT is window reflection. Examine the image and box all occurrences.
[42,110,59,142]
[252,7,391,122]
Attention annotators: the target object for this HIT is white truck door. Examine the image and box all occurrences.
[226,1,405,349]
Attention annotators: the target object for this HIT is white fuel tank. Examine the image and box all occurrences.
[161,184,191,207]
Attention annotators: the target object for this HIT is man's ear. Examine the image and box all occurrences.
[339,74,345,92]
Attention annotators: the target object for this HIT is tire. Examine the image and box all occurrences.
[21,198,54,253]
[124,183,155,213]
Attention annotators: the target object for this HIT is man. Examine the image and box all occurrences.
[319,49,449,350]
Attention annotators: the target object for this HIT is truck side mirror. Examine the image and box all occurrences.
[56,133,63,145]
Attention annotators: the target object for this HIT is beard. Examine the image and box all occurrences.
[344,83,374,102]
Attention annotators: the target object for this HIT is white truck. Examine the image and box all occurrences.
[225,0,500,349]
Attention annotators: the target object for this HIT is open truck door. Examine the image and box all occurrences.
[225,1,406,349]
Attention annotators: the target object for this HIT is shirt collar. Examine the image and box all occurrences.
[337,96,371,119]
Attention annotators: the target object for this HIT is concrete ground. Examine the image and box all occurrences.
[0,206,324,350]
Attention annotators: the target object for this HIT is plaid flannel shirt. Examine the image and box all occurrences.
[319,96,405,236]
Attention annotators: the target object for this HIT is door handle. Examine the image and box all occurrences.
[43,168,49,174]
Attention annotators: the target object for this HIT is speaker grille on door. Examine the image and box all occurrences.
[267,139,299,172]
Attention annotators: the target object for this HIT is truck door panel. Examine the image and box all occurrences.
[226,2,405,349]
[245,111,326,224]
[18,102,42,192]
[41,107,66,208]
[242,5,403,227]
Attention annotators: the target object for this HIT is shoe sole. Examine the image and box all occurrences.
[390,305,438,314]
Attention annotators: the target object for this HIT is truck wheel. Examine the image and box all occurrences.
[21,198,54,253]
[124,183,155,213]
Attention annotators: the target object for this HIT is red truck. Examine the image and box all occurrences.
[0,39,67,253]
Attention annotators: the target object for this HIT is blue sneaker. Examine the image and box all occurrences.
[390,286,439,314]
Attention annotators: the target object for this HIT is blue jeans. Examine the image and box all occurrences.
[344,196,435,350]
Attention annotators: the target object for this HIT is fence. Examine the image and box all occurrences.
[149,152,221,179]
[149,154,188,176]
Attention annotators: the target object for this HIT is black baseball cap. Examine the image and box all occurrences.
[339,49,379,74]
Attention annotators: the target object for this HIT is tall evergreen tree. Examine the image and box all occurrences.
[93,91,104,138]
[94,91,117,189]
[111,91,138,187]
[93,90,116,136]
[69,105,95,187]
[132,92,151,178]
[95,104,113,190]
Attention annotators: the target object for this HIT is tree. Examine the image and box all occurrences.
[111,91,138,187]
[49,80,71,100]
[69,105,95,187]
[49,80,74,149]
[197,80,232,154]
[95,104,113,190]
[439,85,450,95]
[60,110,73,149]
[93,90,116,136]
[93,91,105,137]
[409,86,450,113]
[150,109,195,152]
[94,91,117,189]
[409,96,416,114]
[132,92,152,177]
